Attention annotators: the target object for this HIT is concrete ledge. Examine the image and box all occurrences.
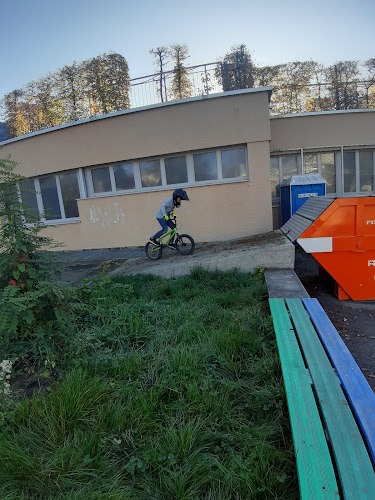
[112,230,295,278]
[265,270,310,299]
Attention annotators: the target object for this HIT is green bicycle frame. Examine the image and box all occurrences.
[151,227,177,252]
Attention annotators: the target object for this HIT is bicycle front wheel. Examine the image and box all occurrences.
[145,242,162,260]
[175,234,195,256]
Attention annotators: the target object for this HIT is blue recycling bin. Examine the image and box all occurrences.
[280,174,326,225]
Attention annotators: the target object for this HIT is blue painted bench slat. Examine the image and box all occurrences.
[303,298,375,464]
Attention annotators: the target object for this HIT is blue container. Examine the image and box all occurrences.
[280,174,326,225]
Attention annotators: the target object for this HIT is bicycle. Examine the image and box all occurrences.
[145,214,195,260]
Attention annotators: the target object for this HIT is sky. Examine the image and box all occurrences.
[0,0,374,98]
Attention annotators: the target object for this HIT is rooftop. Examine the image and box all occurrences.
[0,86,272,147]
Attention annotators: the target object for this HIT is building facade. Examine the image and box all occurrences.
[0,88,374,251]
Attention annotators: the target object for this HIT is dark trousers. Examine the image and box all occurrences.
[152,218,175,241]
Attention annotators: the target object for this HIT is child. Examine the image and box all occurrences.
[150,188,189,247]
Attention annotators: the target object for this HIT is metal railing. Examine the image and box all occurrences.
[130,62,222,108]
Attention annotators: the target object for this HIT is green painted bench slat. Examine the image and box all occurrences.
[269,299,339,499]
[286,299,375,499]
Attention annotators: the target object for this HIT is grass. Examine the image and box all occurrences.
[0,269,298,499]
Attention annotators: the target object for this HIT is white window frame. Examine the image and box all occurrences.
[84,145,249,199]
[220,146,249,181]
[271,147,375,203]
[23,170,84,226]
[163,153,190,186]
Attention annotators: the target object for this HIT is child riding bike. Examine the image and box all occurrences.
[150,188,189,247]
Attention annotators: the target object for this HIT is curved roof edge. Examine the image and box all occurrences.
[271,108,375,120]
[0,86,272,147]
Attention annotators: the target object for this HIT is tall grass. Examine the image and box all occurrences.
[0,269,298,499]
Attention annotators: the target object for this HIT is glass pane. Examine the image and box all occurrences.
[39,176,62,220]
[359,151,373,192]
[343,151,356,193]
[59,171,80,218]
[221,148,247,179]
[92,167,112,193]
[193,152,217,182]
[270,157,280,198]
[165,156,188,185]
[140,160,161,188]
[20,179,39,223]
[114,164,135,190]
[304,154,318,174]
[282,156,298,181]
[321,152,336,194]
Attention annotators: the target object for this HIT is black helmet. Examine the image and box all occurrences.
[173,188,189,206]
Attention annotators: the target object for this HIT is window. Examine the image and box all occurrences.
[194,152,217,181]
[114,164,135,190]
[320,152,336,194]
[21,170,83,224]
[343,151,356,193]
[282,156,299,181]
[140,159,161,188]
[85,146,248,198]
[359,151,373,192]
[59,171,80,218]
[271,152,337,199]
[39,176,62,220]
[20,179,39,223]
[221,148,246,179]
[165,156,188,185]
[92,167,112,193]
[272,148,375,200]
[270,157,280,198]
[303,154,318,174]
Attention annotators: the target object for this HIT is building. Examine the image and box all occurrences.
[0,87,374,251]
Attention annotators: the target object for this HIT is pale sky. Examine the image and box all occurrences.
[1,0,374,98]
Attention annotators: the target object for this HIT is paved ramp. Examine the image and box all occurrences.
[111,230,295,279]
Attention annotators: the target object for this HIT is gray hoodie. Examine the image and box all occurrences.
[156,197,175,218]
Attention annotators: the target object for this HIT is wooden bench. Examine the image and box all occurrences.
[269,298,375,499]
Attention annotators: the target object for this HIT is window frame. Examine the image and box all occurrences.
[84,145,249,199]
[271,147,375,203]
[23,168,86,225]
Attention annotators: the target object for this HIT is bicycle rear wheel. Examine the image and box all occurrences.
[175,234,195,255]
[145,242,162,260]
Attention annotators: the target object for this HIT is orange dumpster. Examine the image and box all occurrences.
[281,197,375,301]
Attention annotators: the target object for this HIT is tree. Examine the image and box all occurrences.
[254,64,283,87]
[305,63,332,112]
[84,52,130,115]
[0,122,8,142]
[57,61,88,122]
[216,44,254,91]
[26,74,66,129]
[279,61,317,113]
[170,44,192,100]
[3,90,26,138]
[362,59,375,108]
[149,47,169,102]
[325,61,360,110]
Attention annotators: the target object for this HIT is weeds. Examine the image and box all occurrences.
[0,269,298,499]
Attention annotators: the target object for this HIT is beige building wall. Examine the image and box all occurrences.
[270,109,375,229]
[1,90,271,177]
[39,141,273,250]
[0,89,274,250]
[270,109,375,151]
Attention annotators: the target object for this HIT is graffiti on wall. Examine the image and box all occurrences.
[88,202,125,228]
